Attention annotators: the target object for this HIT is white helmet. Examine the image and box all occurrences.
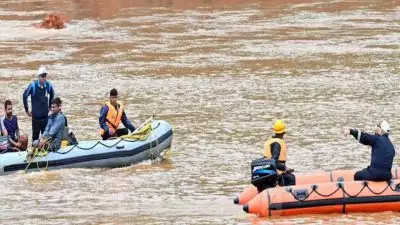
[378,120,391,133]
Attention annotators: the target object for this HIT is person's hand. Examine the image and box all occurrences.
[38,140,43,148]
[286,168,294,174]
[15,142,21,148]
[108,129,114,136]
[38,139,46,148]
[343,127,350,137]
[26,111,32,117]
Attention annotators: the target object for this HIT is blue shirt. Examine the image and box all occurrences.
[1,115,19,141]
[23,80,55,119]
[43,112,65,150]
[351,129,395,171]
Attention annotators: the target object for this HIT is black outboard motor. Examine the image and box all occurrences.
[251,157,278,192]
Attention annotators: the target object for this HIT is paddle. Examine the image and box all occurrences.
[130,115,155,135]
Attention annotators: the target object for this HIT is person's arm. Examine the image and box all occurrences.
[349,128,377,146]
[23,83,33,115]
[47,81,55,110]
[270,142,286,171]
[8,137,18,147]
[99,105,110,133]
[15,116,20,139]
[44,115,65,139]
[0,117,7,136]
[121,111,135,132]
[63,114,68,127]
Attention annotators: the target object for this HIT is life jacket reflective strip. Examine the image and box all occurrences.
[99,101,124,135]
[264,138,288,174]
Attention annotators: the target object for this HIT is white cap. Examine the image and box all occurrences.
[37,66,48,76]
[378,120,391,133]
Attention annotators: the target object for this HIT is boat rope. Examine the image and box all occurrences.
[24,138,51,173]
[158,146,171,158]
[54,121,160,155]
[285,180,399,202]
[154,132,161,158]
[146,121,160,160]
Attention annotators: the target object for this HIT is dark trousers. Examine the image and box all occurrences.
[278,173,296,186]
[101,128,129,140]
[354,167,392,181]
[32,117,48,142]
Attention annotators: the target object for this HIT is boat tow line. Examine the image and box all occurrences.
[285,180,400,202]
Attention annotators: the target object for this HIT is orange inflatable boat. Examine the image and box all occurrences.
[244,179,400,217]
[234,166,400,205]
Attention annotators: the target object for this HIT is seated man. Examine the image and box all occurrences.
[99,88,135,140]
[33,97,65,151]
[263,120,296,186]
[344,120,395,181]
[1,100,22,149]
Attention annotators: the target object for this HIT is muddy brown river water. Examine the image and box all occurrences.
[0,0,399,224]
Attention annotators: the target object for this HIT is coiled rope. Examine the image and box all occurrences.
[24,137,52,173]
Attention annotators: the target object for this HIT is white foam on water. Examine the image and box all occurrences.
[0,8,47,16]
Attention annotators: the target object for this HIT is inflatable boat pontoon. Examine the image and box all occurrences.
[0,120,172,175]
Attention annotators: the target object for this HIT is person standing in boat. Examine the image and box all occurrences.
[343,120,395,181]
[33,97,65,151]
[99,88,136,140]
[22,66,55,143]
[264,120,296,186]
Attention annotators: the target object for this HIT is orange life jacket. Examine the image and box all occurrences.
[263,137,287,174]
[99,101,124,136]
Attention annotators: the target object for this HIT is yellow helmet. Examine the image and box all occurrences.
[273,120,286,134]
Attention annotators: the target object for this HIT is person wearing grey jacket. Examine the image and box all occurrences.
[33,97,65,151]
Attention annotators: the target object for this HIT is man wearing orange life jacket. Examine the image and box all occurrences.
[99,88,136,140]
[263,120,296,186]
